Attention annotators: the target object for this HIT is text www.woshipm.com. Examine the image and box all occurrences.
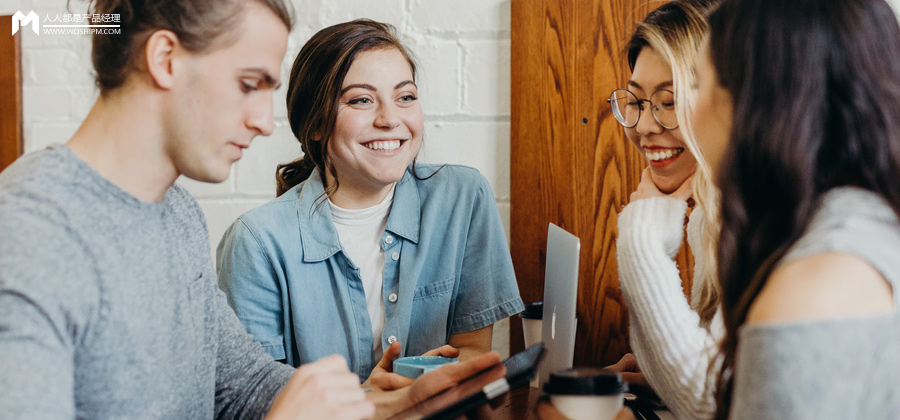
[44,28,121,35]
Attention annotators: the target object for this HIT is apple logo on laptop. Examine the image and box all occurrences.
[551,305,557,340]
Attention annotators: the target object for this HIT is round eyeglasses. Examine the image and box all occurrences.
[607,88,678,130]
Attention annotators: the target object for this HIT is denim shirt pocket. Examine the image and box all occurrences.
[412,276,455,301]
[408,275,456,355]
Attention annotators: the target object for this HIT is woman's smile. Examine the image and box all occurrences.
[361,138,407,154]
[642,145,685,167]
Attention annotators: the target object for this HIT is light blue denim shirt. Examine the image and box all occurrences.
[216,164,524,380]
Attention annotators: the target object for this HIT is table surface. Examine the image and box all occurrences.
[465,386,676,420]
[475,385,540,420]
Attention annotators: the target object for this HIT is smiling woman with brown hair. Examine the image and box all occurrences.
[217,19,524,391]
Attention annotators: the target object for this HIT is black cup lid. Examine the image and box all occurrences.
[520,301,543,319]
[543,367,627,396]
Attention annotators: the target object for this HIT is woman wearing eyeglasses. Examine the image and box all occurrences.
[606,1,723,419]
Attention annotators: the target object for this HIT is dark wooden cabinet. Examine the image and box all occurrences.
[1,16,24,172]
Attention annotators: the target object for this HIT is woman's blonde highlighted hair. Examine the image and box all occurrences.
[626,0,722,325]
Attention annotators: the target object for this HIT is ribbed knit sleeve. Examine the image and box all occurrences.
[617,197,722,420]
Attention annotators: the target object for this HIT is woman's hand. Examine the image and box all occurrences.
[265,354,374,420]
[630,168,693,203]
[537,400,636,420]
[362,341,461,391]
[605,353,650,389]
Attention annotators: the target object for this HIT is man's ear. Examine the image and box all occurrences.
[144,30,181,90]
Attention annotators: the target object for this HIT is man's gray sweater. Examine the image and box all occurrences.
[0,145,293,419]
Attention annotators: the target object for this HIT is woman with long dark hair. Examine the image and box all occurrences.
[216,19,523,390]
[693,0,900,417]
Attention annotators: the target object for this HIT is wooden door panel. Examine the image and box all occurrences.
[510,0,571,357]
[0,16,24,172]
[511,0,694,367]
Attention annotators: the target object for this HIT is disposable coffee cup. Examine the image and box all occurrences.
[519,301,543,387]
[520,301,543,347]
[544,368,627,420]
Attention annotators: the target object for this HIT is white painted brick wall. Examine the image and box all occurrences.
[4,0,513,356]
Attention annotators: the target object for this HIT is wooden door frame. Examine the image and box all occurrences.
[1,15,24,172]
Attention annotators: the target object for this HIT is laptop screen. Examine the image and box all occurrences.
[538,223,581,387]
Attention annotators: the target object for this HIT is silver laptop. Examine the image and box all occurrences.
[538,223,581,387]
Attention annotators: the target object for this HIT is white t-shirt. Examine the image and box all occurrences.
[328,186,395,357]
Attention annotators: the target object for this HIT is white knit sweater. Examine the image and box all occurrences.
[616,197,723,420]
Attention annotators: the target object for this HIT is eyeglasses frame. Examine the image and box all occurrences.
[606,88,679,130]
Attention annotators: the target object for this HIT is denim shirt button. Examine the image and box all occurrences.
[388,335,397,344]
[388,293,398,303]
[385,235,394,244]
[391,252,400,261]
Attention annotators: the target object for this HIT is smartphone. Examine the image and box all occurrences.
[388,343,546,420]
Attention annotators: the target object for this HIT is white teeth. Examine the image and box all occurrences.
[366,140,401,151]
[645,148,683,161]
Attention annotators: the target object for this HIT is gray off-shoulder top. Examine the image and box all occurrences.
[731,187,900,419]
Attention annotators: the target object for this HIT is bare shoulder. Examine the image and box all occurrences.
[746,252,894,325]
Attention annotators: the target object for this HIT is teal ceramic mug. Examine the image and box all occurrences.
[392,356,459,379]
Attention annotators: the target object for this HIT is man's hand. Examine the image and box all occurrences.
[362,341,461,391]
[370,351,503,419]
[265,354,374,420]
[406,351,502,406]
